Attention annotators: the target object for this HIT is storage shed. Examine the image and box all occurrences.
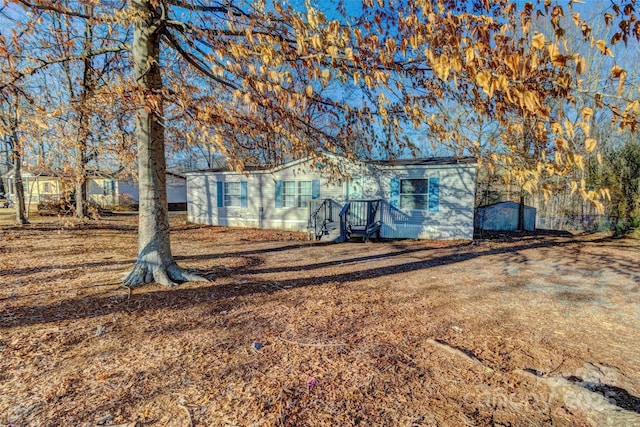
[475,201,536,232]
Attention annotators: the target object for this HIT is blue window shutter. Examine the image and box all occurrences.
[311,179,320,199]
[240,181,248,208]
[275,180,283,208]
[389,178,400,208]
[428,177,439,212]
[217,181,223,207]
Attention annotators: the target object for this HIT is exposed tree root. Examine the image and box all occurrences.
[123,261,208,288]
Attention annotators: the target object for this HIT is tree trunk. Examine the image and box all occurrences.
[124,0,205,287]
[0,139,6,196]
[75,109,89,218]
[517,193,525,231]
[75,91,88,218]
[74,5,93,219]
[12,136,29,225]
[74,91,89,219]
[75,154,88,218]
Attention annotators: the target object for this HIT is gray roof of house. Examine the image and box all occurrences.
[368,156,477,167]
[190,155,477,174]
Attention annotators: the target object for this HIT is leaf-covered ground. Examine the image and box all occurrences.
[1,213,639,426]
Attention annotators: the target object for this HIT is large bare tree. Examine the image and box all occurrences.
[0,90,29,224]
[3,0,640,285]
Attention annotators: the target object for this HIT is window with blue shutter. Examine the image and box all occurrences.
[389,178,400,208]
[220,181,245,207]
[396,177,439,211]
[293,181,309,207]
[311,179,320,199]
[428,177,439,212]
[102,180,115,195]
[240,181,248,208]
[399,179,428,209]
[216,181,223,207]
[277,180,314,208]
[275,180,283,208]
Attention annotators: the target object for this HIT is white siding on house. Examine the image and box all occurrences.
[187,174,214,224]
[187,157,477,240]
[188,173,256,227]
[266,162,343,231]
[362,164,476,240]
[187,159,343,231]
[87,178,118,208]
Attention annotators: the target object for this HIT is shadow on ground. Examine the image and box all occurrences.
[4,234,635,329]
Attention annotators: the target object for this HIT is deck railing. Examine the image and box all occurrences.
[339,199,382,242]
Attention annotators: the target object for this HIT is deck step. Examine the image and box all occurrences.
[321,221,342,242]
[308,220,341,241]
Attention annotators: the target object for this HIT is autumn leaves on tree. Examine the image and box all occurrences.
[1,0,639,285]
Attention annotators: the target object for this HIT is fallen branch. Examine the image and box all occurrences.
[178,403,193,427]
[278,336,346,347]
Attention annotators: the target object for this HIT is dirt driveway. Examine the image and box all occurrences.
[1,214,639,426]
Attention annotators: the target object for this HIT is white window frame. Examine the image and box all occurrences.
[102,180,114,195]
[282,180,312,208]
[224,181,242,207]
[399,178,429,210]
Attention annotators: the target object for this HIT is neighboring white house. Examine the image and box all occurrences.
[187,156,478,240]
[0,169,119,207]
[1,169,187,210]
[475,201,536,232]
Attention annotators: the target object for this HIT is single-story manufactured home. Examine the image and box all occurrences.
[186,156,478,240]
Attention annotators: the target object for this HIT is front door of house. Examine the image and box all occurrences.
[347,175,363,200]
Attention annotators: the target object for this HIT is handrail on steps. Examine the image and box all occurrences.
[339,201,350,217]
[339,199,381,242]
[308,199,340,240]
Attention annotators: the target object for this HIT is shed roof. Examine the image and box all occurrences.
[477,200,536,210]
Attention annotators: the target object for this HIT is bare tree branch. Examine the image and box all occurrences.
[1,44,130,91]
[161,29,239,91]
[167,0,249,17]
